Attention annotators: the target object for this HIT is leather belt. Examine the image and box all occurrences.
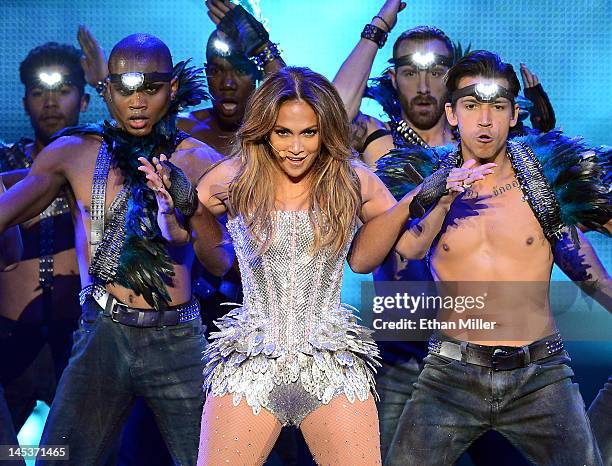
[428,333,564,371]
[79,284,200,328]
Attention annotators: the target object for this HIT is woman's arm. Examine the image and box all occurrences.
[347,165,417,273]
[348,160,495,273]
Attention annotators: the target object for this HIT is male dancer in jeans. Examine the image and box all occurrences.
[381,50,610,465]
[0,34,231,465]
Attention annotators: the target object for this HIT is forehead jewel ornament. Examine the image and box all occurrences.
[212,38,231,56]
[412,51,435,68]
[118,72,143,90]
[36,71,69,89]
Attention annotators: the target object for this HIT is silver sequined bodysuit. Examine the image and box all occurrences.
[204,211,379,426]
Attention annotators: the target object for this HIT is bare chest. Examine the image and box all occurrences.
[434,179,549,261]
[66,146,126,247]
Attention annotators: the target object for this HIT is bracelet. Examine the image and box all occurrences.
[372,15,391,32]
[94,80,106,98]
[251,42,282,69]
[361,24,388,49]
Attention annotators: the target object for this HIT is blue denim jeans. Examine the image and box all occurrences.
[385,341,603,466]
[0,384,25,466]
[36,298,206,466]
[589,375,612,466]
[377,342,530,466]
[376,343,424,458]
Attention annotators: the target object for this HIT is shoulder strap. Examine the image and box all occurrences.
[90,140,112,258]
[506,140,565,242]
[363,129,391,152]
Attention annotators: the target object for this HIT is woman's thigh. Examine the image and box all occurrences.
[300,394,381,466]
[197,393,282,466]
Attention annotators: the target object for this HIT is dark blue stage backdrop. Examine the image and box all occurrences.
[1,0,610,447]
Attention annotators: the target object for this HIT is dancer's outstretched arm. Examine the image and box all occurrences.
[348,160,494,272]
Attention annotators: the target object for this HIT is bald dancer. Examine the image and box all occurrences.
[0,34,231,466]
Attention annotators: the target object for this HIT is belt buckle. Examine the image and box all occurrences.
[492,347,525,371]
[110,303,125,323]
[491,348,509,371]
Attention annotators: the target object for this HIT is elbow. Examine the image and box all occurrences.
[396,245,428,261]
[200,260,229,278]
[414,248,428,260]
[210,261,232,278]
[0,247,21,271]
[0,230,23,270]
[348,257,375,275]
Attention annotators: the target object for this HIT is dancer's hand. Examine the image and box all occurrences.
[78,25,108,87]
[138,156,190,244]
[375,0,408,32]
[521,63,556,132]
[205,0,234,25]
[138,156,173,212]
[520,63,540,89]
[206,0,270,57]
[443,159,496,199]
[153,154,173,192]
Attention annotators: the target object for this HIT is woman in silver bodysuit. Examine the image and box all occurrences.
[193,67,421,465]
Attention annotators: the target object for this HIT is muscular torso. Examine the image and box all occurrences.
[0,142,80,323]
[62,135,211,308]
[178,109,236,157]
[430,170,556,345]
[0,211,80,323]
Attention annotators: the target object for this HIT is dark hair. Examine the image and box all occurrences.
[19,42,86,94]
[393,26,454,61]
[446,50,521,101]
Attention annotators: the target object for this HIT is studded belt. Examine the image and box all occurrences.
[79,284,200,328]
[428,332,564,371]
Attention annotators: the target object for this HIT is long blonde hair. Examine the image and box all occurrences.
[228,66,361,257]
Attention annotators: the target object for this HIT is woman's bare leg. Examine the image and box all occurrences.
[300,395,382,465]
[197,394,282,466]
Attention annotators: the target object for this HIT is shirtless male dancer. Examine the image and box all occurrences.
[0,34,231,465]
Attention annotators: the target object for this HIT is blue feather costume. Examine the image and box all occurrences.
[376,130,611,244]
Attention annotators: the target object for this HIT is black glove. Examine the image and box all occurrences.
[409,166,451,218]
[524,83,556,132]
[218,5,269,57]
[163,160,199,217]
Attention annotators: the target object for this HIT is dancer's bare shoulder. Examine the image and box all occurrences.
[196,157,240,216]
[31,134,101,186]
[174,137,223,184]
